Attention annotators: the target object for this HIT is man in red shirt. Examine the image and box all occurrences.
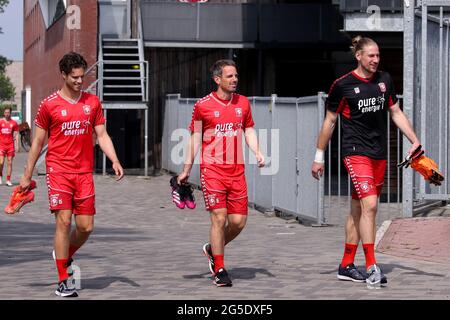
[0,107,20,186]
[177,59,265,287]
[20,52,124,297]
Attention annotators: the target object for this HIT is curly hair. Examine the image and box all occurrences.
[59,52,88,74]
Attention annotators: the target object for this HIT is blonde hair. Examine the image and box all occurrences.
[350,36,377,56]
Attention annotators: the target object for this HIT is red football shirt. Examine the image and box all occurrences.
[189,92,255,177]
[35,91,106,173]
[0,118,18,149]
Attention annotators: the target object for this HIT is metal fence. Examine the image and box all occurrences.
[403,1,450,217]
[319,93,405,223]
[162,94,325,224]
[163,92,410,223]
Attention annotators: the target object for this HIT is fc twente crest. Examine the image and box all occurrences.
[82,105,91,115]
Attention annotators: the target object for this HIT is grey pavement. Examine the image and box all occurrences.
[1,152,450,300]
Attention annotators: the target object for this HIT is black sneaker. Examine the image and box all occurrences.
[337,263,366,283]
[55,279,78,297]
[214,268,232,287]
[202,243,215,275]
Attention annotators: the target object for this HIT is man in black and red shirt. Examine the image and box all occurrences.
[311,36,420,287]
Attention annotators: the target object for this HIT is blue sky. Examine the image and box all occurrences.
[0,0,23,61]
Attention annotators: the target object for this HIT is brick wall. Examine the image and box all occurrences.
[23,0,98,123]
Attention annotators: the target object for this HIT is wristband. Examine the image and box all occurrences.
[314,149,325,164]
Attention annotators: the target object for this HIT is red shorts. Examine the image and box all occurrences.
[343,155,386,200]
[200,167,248,215]
[46,173,96,215]
[0,147,15,157]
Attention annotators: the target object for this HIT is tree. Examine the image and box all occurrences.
[0,0,15,105]
[0,0,10,34]
[0,73,15,104]
[0,55,14,104]
[0,55,10,73]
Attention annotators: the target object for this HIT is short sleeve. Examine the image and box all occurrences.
[385,72,398,108]
[243,99,255,129]
[326,81,343,113]
[189,102,202,133]
[34,100,51,130]
[93,97,106,126]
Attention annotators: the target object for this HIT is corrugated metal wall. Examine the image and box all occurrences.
[162,94,324,224]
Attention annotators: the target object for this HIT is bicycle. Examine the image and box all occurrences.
[18,122,32,152]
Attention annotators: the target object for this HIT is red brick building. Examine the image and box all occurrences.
[23,0,98,123]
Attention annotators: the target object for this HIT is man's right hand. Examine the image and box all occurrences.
[311,162,324,180]
[177,171,190,185]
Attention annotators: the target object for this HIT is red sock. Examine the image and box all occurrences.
[340,243,358,268]
[68,245,80,260]
[56,259,69,282]
[6,175,10,181]
[363,243,376,269]
[213,254,224,274]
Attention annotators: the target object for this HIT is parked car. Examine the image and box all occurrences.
[11,110,22,124]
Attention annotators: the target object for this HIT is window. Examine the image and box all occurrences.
[38,0,67,29]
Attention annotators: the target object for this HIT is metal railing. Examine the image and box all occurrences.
[163,92,421,222]
[403,1,450,217]
[163,94,325,225]
[85,59,149,102]
[318,93,405,222]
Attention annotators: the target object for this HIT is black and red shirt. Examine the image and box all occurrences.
[326,70,398,159]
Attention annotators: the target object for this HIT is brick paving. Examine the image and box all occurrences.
[1,152,450,300]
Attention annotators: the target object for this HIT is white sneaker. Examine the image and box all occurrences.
[366,264,387,288]
[0,177,3,185]
[6,180,12,187]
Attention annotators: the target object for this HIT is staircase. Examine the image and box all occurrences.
[100,38,147,103]
[99,38,148,103]
[38,1,149,176]
[82,36,149,176]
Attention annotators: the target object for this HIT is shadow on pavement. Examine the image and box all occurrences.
[80,276,141,290]
[320,263,445,278]
[28,276,140,290]
[183,267,275,280]
[0,220,150,267]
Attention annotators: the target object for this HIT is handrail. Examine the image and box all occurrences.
[84,60,149,102]
[85,79,100,94]
[137,3,147,101]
